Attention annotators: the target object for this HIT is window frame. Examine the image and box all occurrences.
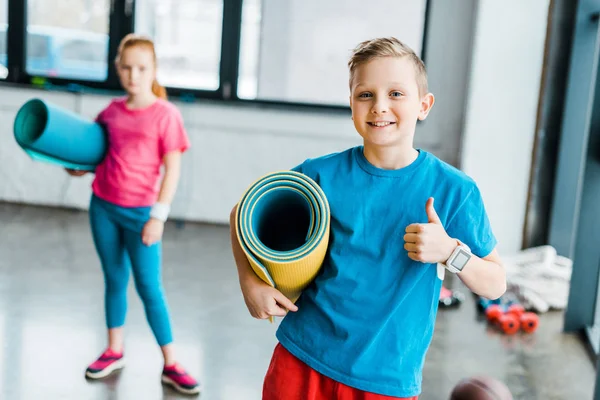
[1,0,431,112]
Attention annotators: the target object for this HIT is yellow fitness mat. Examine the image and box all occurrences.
[235,170,330,303]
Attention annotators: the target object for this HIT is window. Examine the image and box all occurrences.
[60,39,107,63]
[1,0,430,108]
[237,0,428,106]
[0,28,5,56]
[0,0,7,79]
[237,0,260,99]
[26,0,110,81]
[27,33,49,59]
[134,0,224,91]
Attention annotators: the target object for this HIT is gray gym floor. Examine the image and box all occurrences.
[0,202,594,399]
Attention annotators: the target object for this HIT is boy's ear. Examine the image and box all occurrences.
[418,93,435,121]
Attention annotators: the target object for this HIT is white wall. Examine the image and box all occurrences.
[461,0,550,254]
[0,83,451,224]
[0,88,367,224]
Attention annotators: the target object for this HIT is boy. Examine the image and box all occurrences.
[229,37,506,400]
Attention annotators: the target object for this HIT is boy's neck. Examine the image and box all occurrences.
[363,143,419,170]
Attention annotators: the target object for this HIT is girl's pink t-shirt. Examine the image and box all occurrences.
[92,97,190,207]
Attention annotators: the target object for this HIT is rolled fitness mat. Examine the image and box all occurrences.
[235,170,330,303]
[13,98,107,171]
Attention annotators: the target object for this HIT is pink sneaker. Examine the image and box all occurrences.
[161,363,200,395]
[85,349,125,379]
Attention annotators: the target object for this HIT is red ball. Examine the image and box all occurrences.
[507,304,525,318]
[520,312,539,333]
[450,376,513,400]
[498,314,520,335]
[485,304,503,322]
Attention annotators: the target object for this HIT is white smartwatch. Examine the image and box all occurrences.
[444,239,472,274]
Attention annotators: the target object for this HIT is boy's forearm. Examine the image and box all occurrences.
[229,205,260,287]
[456,250,506,300]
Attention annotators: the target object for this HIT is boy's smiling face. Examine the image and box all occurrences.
[349,56,434,150]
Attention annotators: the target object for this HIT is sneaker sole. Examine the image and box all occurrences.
[161,375,201,395]
[85,358,126,379]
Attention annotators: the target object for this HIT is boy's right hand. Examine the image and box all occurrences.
[241,276,298,319]
[65,168,88,177]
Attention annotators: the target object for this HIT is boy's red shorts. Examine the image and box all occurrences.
[263,343,419,400]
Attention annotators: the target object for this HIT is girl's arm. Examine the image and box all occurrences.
[141,150,182,245]
[156,150,182,206]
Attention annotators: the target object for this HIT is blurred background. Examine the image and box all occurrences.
[0,0,599,399]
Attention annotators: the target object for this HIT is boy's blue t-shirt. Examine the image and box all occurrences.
[276,146,497,397]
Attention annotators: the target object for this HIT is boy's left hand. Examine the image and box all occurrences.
[403,198,457,264]
[142,218,164,246]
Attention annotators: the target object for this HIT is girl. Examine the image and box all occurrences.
[66,34,199,395]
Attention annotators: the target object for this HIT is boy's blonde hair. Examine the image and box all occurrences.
[348,37,428,97]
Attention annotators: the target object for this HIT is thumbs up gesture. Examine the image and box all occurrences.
[404,198,457,263]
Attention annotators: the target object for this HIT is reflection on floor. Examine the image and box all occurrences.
[0,202,595,399]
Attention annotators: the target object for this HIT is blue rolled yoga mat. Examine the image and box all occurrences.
[235,170,331,304]
[13,98,107,171]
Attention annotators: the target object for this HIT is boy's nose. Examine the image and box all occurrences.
[371,101,389,114]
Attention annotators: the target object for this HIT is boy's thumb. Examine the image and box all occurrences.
[426,198,442,225]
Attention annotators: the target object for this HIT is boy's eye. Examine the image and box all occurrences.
[390,91,403,97]
[358,93,372,98]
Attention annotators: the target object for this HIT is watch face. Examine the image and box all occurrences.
[452,249,471,270]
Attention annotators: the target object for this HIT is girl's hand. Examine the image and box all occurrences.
[65,168,88,177]
[142,218,164,246]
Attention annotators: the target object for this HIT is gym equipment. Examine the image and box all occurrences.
[235,170,330,304]
[450,376,513,400]
[13,98,107,171]
[439,286,465,308]
[479,296,539,334]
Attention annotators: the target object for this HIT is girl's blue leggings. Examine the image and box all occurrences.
[89,194,173,346]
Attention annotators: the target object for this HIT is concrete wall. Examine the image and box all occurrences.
[460,0,550,253]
